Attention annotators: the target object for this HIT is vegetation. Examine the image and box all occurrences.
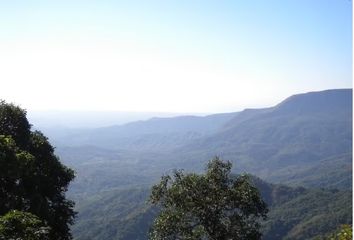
[72,188,157,240]
[323,225,352,240]
[54,89,352,196]
[0,210,50,240]
[149,157,268,240]
[70,179,351,240]
[262,189,352,239]
[0,101,76,239]
[5,89,349,239]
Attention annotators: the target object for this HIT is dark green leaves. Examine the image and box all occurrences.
[0,210,50,240]
[0,101,31,149]
[149,157,268,240]
[0,101,76,240]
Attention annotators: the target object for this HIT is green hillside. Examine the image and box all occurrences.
[71,179,352,240]
[56,89,352,195]
[46,89,352,239]
[172,89,352,185]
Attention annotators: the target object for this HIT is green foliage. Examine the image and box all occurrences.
[0,210,50,240]
[70,178,351,240]
[0,101,76,240]
[0,100,31,149]
[149,157,268,240]
[323,225,352,240]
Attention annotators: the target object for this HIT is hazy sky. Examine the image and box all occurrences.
[0,0,352,113]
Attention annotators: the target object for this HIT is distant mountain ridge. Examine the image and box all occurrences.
[272,89,351,114]
[55,89,352,240]
[53,111,239,151]
[57,89,352,191]
[174,89,352,185]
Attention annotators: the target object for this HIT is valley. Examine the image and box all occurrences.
[37,89,352,239]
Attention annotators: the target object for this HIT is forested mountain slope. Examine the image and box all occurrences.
[71,178,351,240]
[57,89,352,192]
[53,112,239,151]
[48,89,352,239]
[174,89,352,184]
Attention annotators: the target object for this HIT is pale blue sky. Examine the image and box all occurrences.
[0,0,352,112]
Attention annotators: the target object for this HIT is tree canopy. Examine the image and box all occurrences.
[0,210,50,240]
[0,101,76,240]
[149,157,268,240]
[320,225,353,240]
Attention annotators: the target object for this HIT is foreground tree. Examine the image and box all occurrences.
[321,225,353,240]
[0,101,75,240]
[149,157,268,240]
[0,210,50,240]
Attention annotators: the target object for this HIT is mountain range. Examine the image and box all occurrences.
[41,89,352,239]
[52,89,352,191]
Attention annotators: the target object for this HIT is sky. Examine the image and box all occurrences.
[0,0,352,113]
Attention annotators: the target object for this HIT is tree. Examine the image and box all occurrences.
[0,101,76,240]
[0,210,50,240]
[0,100,31,149]
[322,225,353,240]
[149,157,268,240]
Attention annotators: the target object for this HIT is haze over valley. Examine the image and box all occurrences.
[30,89,352,239]
[0,1,351,239]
